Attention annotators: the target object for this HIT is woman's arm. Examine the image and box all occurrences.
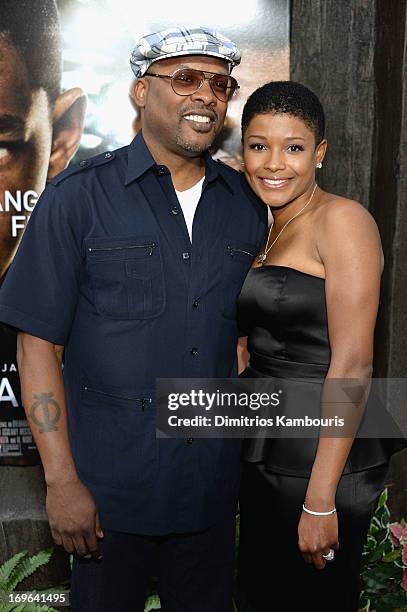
[237,336,250,374]
[298,198,383,569]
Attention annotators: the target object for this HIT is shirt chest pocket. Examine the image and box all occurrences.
[85,236,165,319]
[222,240,256,319]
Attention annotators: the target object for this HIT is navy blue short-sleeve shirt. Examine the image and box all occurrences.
[0,132,267,535]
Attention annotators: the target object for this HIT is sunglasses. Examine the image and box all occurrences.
[145,68,239,102]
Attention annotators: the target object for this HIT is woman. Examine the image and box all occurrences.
[236,81,405,612]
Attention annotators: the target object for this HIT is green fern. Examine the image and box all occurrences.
[7,550,53,592]
[0,553,27,587]
[0,603,56,612]
[144,594,161,611]
[0,549,58,612]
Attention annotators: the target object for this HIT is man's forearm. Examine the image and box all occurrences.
[17,332,79,485]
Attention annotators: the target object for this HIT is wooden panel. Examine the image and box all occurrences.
[371,0,407,516]
[370,0,407,377]
[290,0,376,207]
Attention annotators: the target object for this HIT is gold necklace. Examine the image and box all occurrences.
[258,183,318,265]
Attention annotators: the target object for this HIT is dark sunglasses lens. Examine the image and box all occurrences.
[212,75,238,101]
[171,70,202,95]
[210,75,231,99]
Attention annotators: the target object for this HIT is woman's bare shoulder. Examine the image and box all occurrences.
[314,191,383,270]
[315,191,378,231]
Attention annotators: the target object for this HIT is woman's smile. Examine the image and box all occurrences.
[257,176,293,189]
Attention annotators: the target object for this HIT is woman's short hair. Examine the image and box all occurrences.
[241,81,325,145]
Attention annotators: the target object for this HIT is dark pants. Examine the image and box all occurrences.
[71,514,236,612]
[237,462,388,612]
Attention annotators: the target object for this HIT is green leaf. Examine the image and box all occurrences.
[361,566,399,593]
[0,603,14,612]
[144,594,161,611]
[377,488,388,509]
[0,599,58,612]
[371,516,382,529]
[8,550,52,591]
[19,604,58,612]
[374,590,407,610]
[369,516,384,537]
[379,507,391,529]
[368,541,387,563]
[10,605,58,612]
[382,549,402,563]
[366,534,377,550]
[358,595,370,611]
[0,553,28,589]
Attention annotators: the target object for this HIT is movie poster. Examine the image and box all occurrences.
[0,0,289,464]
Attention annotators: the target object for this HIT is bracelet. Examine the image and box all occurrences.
[302,503,337,516]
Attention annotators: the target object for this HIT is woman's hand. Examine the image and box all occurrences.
[298,511,339,569]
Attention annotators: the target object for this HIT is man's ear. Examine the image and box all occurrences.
[128,82,142,135]
[47,87,87,179]
[131,78,148,109]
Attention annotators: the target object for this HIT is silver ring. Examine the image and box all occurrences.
[321,549,335,562]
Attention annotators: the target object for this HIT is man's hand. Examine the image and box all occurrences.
[16,333,104,559]
[46,477,104,558]
[298,511,339,569]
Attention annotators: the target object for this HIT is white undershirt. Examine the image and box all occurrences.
[175,176,205,242]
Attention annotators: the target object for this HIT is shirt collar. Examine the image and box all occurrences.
[124,131,156,185]
[204,154,235,194]
[124,130,235,194]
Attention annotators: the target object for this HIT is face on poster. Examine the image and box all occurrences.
[0,0,289,464]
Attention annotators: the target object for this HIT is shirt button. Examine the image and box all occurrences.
[182,252,191,260]
[187,438,194,445]
[171,207,179,215]
[193,299,199,308]
[190,347,199,356]
[157,166,166,176]
[79,160,89,167]
[104,152,112,159]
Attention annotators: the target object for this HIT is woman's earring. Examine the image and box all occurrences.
[316,162,322,169]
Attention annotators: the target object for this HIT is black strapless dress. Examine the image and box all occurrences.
[236,266,403,612]
[237,265,405,476]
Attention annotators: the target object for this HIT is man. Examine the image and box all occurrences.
[0,0,86,279]
[0,25,267,611]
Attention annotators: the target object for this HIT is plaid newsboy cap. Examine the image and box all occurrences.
[130,25,241,78]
